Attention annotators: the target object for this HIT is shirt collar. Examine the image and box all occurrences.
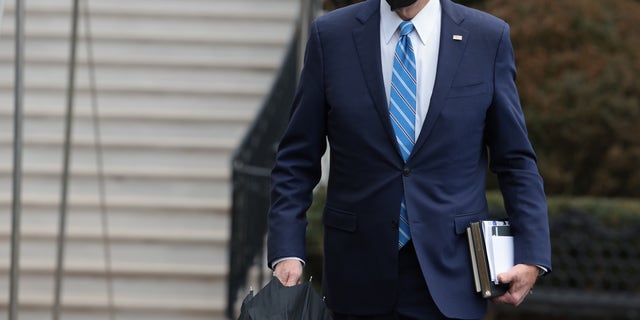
[380,0,441,46]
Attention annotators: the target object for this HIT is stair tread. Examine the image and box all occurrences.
[0,27,292,46]
[0,261,226,277]
[0,79,268,95]
[0,106,255,122]
[0,134,236,149]
[0,193,229,210]
[0,0,297,317]
[4,0,297,21]
[0,294,225,312]
[0,53,280,69]
[0,164,229,180]
[0,226,227,243]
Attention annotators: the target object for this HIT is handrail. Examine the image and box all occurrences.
[226,32,299,320]
[9,0,24,318]
[81,0,118,318]
[51,0,116,319]
[53,0,80,318]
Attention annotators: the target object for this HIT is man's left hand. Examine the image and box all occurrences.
[492,264,539,306]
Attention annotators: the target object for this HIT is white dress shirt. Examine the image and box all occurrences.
[380,0,441,140]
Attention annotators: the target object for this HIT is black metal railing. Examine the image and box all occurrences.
[226,32,300,319]
[492,209,640,319]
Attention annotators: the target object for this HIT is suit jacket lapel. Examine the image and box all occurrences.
[353,0,403,159]
[410,0,469,160]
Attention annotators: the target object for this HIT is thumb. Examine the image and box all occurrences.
[497,271,514,284]
[285,275,298,286]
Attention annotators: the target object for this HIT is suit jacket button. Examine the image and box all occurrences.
[403,166,411,177]
[391,219,398,228]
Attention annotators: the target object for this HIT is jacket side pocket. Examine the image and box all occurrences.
[323,206,357,232]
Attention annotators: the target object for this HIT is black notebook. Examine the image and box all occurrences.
[466,220,514,298]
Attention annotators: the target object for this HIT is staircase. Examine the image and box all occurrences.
[0,0,298,319]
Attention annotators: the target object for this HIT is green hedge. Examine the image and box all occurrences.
[481,0,640,197]
[486,191,640,225]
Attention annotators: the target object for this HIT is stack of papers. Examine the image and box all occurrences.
[467,220,514,298]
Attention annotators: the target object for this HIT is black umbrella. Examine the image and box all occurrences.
[238,276,332,320]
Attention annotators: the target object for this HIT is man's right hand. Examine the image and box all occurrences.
[273,259,303,287]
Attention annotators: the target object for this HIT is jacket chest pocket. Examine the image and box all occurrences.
[448,82,488,99]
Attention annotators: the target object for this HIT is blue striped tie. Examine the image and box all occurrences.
[390,21,416,249]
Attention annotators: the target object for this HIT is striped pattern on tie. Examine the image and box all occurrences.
[390,21,416,249]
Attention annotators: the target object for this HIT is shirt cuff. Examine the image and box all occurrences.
[536,265,548,276]
[270,257,306,270]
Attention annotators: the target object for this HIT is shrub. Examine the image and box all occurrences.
[480,0,640,197]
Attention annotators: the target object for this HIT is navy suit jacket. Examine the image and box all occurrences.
[268,0,552,318]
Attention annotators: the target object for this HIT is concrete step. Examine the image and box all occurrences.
[0,191,229,238]
[0,20,292,47]
[0,34,289,72]
[0,135,236,170]
[0,107,251,143]
[0,294,225,320]
[0,74,268,97]
[0,46,283,72]
[0,104,255,125]
[0,306,225,320]
[0,87,263,114]
[4,0,296,21]
[0,205,229,241]
[0,63,275,96]
[0,192,229,208]
[0,261,226,300]
[0,264,225,302]
[0,165,230,200]
[1,7,294,40]
[0,227,228,268]
[0,35,288,69]
[1,260,225,277]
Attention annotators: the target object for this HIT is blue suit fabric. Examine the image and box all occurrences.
[268,0,552,318]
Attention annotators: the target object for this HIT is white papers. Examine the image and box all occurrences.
[481,220,514,284]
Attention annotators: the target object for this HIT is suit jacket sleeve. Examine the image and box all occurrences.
[267,21,327,268]
[485,24,552,271]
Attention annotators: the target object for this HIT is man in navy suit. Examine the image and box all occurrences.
[267,0,552,318]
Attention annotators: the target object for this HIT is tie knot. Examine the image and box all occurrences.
[399,21,414,37]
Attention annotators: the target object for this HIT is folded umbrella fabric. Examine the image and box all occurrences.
[238,276,332,320]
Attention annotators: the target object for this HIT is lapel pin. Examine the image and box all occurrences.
[453,35,463,41]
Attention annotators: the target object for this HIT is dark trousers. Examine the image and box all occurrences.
[332,241,450,320]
